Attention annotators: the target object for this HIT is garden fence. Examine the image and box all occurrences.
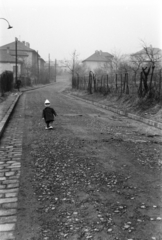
[72,69,162,101]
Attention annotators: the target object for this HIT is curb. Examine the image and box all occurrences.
[0,93,22,140]
[68,93,162,130]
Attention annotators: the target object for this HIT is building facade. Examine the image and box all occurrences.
[0,40,45,82]
[82,50,114,73]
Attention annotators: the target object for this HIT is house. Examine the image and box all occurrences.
[0,40,45,81]
[39,57,46,70]
[82,50,114,73]
[0,49,23,77]
[131,46,162,69]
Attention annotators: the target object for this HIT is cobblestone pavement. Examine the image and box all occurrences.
[0,96,24,240]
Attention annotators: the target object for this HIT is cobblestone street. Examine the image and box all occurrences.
[0,96,24,240]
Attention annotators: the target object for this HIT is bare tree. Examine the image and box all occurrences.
[62,50,79,77]
[111,50,125,73]
[141,40,162,68]
[118,59,132,72]
[130,54,144,86]
[63,50,88,77]
[134,41,162,97]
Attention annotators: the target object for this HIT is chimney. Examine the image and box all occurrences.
[100,50,102,55]
[26,42,30,48]
[22,41,25,45]
[7,47,10,54]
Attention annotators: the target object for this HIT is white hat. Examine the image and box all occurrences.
[44,99,50,105]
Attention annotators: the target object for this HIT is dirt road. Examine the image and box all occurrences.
[12,76,162,240]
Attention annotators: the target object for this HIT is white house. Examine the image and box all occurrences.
[82,50,114,73]
[0,49,23,76]
[0,40,45,79]
[131,47,162,69]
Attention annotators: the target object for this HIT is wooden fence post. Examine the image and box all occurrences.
[84,76,85,90]
[159,69,162,100]
[120,73,123,95]
[126,72,129,94]
[138,71,143,97]
[88,71,93,94]
[115,74,118,91]
[77,74,79,89]
[107,74,109,92]
[94,74,96,92]
[123,73,126,93]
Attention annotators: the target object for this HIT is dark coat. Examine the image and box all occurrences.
[42,107,57,122]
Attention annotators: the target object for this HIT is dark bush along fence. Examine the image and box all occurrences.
[0,71,13,96]
[19,76,31,87]
[72,69,162,101]
[0,70,51,97]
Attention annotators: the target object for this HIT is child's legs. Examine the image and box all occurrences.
[46,121,50,128]
[49,120,54,126]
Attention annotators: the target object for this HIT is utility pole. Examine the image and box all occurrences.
[54,59,57,82]
[15,37,18,84]
[49,54,50,82]
[72,50,76,79]
[37,51,39,83]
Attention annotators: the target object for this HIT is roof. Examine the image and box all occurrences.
[39,57,46,63]
[0,50,22,63]
[131,47,162,56]
[82,50,113,62]
[0,41,35,52]
[0,41,46,62]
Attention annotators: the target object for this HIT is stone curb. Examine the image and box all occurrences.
[0,93,22,140]
[69,93,162,130]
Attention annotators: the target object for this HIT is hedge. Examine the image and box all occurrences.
[0,71,13,96]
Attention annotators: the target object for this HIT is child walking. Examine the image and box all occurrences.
[42,99,57,129]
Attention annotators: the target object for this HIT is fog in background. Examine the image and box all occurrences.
[0,0,162,61]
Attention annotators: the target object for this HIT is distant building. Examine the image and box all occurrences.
[44,60,70,74]
[0,49,23,76]
[82,50,114,73]
[57,60,69,73]
[0,40,45,81]
[131,46,162,68]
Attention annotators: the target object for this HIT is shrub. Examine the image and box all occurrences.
[0,71,13,96]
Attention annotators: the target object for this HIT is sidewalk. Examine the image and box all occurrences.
[0,93,21,139]
[0,83,54,140]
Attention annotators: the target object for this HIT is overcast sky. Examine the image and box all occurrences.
[0,0,162,61]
